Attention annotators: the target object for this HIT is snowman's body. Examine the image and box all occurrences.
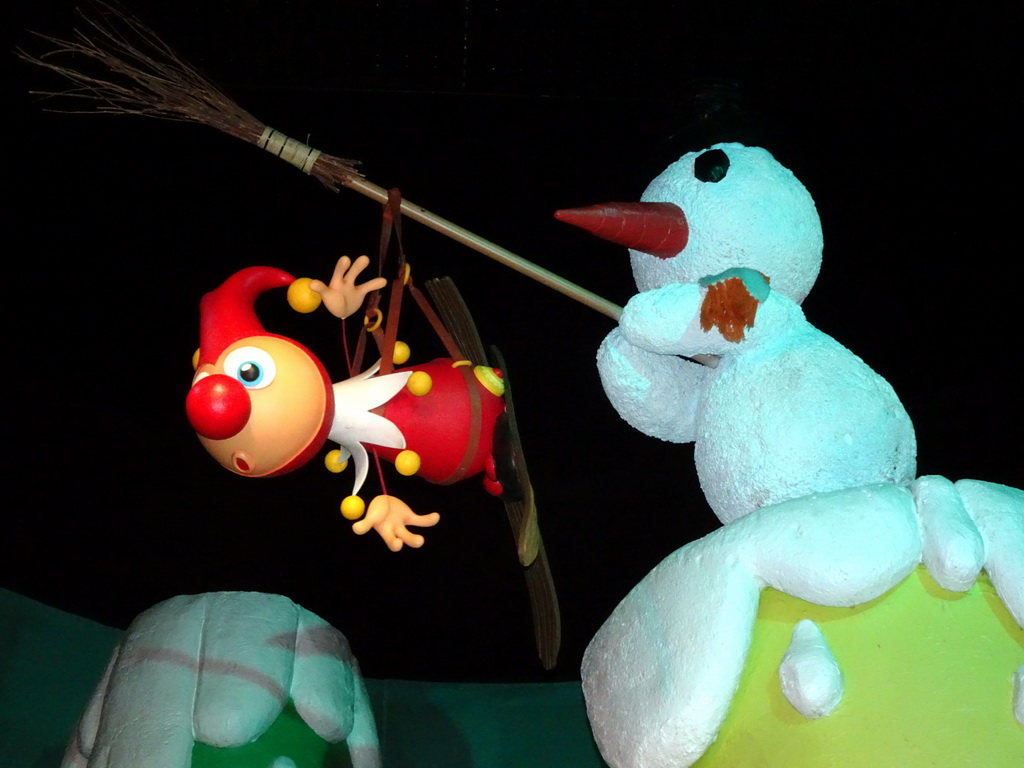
[608,276,916,523]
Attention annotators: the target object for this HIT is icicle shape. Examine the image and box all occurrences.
[778,619,844,718]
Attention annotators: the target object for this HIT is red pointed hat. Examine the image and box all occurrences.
[198,266,295,366]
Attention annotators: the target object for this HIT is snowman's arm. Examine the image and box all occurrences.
[597,328,708,443]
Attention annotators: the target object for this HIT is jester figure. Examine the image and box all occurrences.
[185,251,559,668]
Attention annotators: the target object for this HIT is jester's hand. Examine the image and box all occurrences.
[352,495,440,552]
[309,255,388,320]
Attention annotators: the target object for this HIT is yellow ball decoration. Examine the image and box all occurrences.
[395,449,421,476]
[407,370,433,396]
[393,340,411,365]
[340,495,365,520]
[324,449,348,474]
[192,348,200,371]
[287,277,322,313]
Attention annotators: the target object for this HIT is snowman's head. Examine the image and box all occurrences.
[636,143,822,302]
[558,143,823,304]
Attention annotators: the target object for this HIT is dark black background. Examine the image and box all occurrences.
[4,1,1020,682]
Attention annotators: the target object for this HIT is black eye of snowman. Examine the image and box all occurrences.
[694,149,730,183]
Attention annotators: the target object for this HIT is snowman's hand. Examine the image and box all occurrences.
[309,255,388,319]
[698,268,771,343]
[352,495,440,551]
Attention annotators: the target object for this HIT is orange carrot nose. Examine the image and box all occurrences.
[554,202,689,259]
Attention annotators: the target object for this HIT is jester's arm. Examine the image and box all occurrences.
[308,255,388,320]
[597,328,710,444]
[352,495,441,552]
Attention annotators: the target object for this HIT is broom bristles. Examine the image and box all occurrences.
[17,1,361,185]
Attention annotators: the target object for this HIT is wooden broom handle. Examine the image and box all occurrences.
[342,177,623,321]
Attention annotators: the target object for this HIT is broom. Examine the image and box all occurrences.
[17,1,622,321]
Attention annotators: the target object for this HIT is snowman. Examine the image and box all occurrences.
[558,142,915,524]
[559,144,1024,768]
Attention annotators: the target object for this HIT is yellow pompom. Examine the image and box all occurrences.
[192,348,200,371]
[324,449,348,474]
[407,370,433,396]
[393,340,411,365]
[395,449,421,476]
[340,495,365,520]
[287,277,322,313]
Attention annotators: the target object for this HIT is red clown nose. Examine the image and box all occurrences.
[186,374,251,439]
[554,202,689,259]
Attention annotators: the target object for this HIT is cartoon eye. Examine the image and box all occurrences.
[694,148,730,183]
[222,347,277,389]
